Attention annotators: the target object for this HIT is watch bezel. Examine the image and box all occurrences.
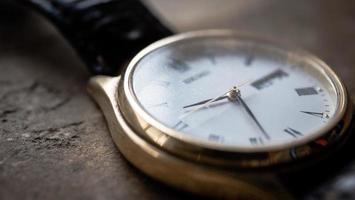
[119,30,353,167]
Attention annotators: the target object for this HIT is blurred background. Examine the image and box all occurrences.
[0,0,355,199]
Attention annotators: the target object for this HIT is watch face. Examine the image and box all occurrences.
[124,31,347,152]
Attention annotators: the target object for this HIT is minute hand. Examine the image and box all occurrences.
[235,94,270,140]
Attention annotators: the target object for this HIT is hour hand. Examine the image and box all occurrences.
[183,95,228,109]
[183,79,253,109]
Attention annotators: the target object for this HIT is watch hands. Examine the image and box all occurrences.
[183,96,228,109]
[183,69,283,110]
[179,79,252,120]
[182,79,252,109]
[179,89,231,120]
[231,87,271,140]
[180,78,270,140]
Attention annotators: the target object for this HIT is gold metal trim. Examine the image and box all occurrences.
[123,30,350,153]
[117,30,352,167]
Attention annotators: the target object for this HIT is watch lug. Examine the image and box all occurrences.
[88,75,120,100]
[87,75,122,136]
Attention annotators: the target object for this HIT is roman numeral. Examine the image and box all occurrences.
[205,53,216,65]
[300,111,324,118]
[245,53,254,66]
[249,137,264,145]
[173,121,188,131]
[208,134,224,143]
[284,127,303,138]
[295,87,318,96]
[168,59,190,73]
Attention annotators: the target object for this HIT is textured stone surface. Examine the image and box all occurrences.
[0,0,355,199]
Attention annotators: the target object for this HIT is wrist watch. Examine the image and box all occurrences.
[17,0,355,199]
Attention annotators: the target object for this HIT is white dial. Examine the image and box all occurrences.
[125,33,344,151]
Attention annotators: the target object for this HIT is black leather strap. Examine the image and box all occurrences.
[18,0,173,75]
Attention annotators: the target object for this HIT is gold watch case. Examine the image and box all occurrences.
[87,30,353,199]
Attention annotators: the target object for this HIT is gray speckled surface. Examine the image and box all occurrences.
[0,0,355,199]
